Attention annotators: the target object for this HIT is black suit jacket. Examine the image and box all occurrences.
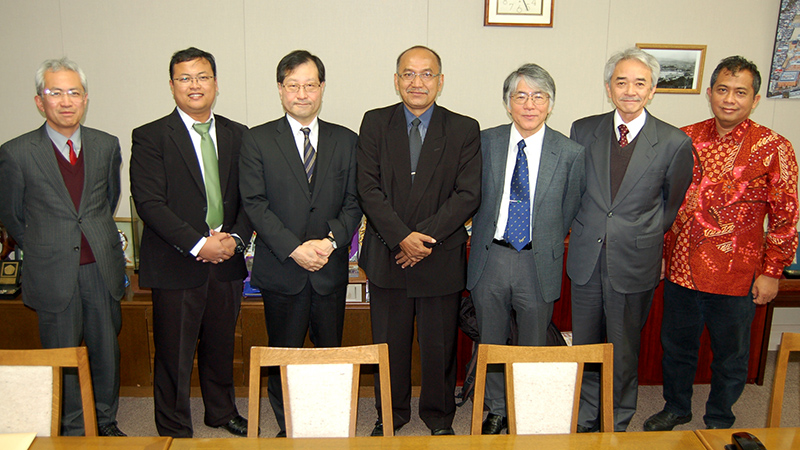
[130,109,250,289]
[357,103,481,297]
[239,116,361,296]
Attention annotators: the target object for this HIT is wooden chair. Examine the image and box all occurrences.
[248,344,393,438]
[0,346,96,436]
[767,332,800,427]
[470,343,613,435]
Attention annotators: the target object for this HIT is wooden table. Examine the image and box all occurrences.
[30,436,171,450]
[695,427,800,449]
[170,431,704,449]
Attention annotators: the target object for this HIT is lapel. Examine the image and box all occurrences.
[611,111,659,208]
[167,109,205,195]
[406,104,446,217]
[77,126,97,214]
[487,125,511,227]
[532,125,562,227]
[276,117,313,201]
[589,112,615,208]
[311,119,335,201]
[29,124,78,215]
[215,118,233,201]
[385,104,412,217]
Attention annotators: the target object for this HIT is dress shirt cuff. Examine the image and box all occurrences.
[190,237,207,257]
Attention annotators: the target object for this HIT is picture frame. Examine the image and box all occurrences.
[114,217,136,268]
[484,0,554,27]
[767,0,800,98]
[636,44,707,94]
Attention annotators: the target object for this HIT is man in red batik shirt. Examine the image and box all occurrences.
[644,56,799,431]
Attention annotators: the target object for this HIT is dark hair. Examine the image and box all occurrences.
[396,45,442,73]
[277,50,325,84]
[169,47,216,78]
[710,56,761,94]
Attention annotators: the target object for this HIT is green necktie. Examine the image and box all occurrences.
[192,122,223,229]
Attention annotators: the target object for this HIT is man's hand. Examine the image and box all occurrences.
[661,258,666,280]
[196,231,234,264]
[290,242,329,272]
[307,239,335,258]
[396,232,436,268]
[752,275,780,305]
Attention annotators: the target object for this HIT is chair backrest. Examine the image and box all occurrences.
[470,343,613,435]
[0,346,96,436]
[767,332,800,427]
[248,344,393,438]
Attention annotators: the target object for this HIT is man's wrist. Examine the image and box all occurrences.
[326,232,337,250]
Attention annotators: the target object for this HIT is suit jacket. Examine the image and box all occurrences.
[0,124,125,312]
[130,109,249,289]
[239,116,361,296]
[357,103,482,298]
[566,110,693,293]
[467,124,585,302]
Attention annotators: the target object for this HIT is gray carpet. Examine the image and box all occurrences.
[116,351,800,437]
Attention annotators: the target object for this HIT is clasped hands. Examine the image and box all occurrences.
[395,231,436,269]
[197,230,236,264]
[290,239,335,272]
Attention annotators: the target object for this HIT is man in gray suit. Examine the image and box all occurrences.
[567,47,694,432]
[467,63,585,434]
[0,58,126,436]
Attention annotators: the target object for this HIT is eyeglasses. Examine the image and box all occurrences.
[42,89,85,100]
[397,71,441,82]
[172,75,215,85]
[282,82,322,93]
[511,91,550,106]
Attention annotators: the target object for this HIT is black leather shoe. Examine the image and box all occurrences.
[216,415,248,437]
[276,430,287,437]
[643,410,692,431]
[98,423,127,436]
[705,424,728,429]
[576,424,599,433]
[370,420,403,436]
[481,414,507,434]
[431,427,455,435]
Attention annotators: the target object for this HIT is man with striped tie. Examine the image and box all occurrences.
[239,50,362,437]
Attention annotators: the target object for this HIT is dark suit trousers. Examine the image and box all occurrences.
[471,243,554,417]
[151,276,242,438]
[571,246,655,431]
[262,281,347,432]
[369,282,460,431]
[37,262,121,436]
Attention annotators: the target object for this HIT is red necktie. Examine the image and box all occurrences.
[618,124,629,148]
[67,139,77,165]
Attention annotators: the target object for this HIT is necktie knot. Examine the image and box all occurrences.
[517,139,526,152]
[618,124,630,148]
[301,127,311,137]
[193,122,211,135]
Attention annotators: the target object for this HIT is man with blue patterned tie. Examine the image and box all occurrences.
[467,63,585,434]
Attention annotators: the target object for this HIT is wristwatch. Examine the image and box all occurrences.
[326,232,337,250]
[232,235,246,254]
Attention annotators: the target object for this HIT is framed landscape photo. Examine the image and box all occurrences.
[485,0,554,27]
[636,44,707,94]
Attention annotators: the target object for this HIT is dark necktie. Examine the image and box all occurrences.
[301,127,316,183]
[409,118,422,182]
[67,139,77,165]
[618,124,630,148]
[503,139,531,252]
[192,122,223,229]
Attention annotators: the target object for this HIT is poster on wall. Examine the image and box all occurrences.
[768,0,800,98]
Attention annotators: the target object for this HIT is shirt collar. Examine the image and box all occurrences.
[176,106,214,130]
[715,118,752,143]
[403,103,435,128]
[285,114,319,136]
[510,123,546,151]
[45,123,81,152]
[614,109,647,140]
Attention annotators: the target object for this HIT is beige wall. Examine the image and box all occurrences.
[1,0,795,217]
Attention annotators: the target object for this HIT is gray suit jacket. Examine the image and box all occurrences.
[467,124,585,302]
[566,110,693,293]
[0,124,125,312]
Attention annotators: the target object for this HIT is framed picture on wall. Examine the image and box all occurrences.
[636,43,707,94]
[484,0,554,27]
[767,0,800,98]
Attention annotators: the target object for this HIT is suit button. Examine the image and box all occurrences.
[485,245,489,250]
[607,212,613,218]
[310,207,315,212]
[597,238,602,243]
[73,246,80,251]
[78,218,83,224]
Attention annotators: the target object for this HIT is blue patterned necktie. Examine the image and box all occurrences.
[503,139,531,251]
[301,127,316,183]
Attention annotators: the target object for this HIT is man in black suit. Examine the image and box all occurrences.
[0,58,126,437]
[566,47,693,432]
[357,45,481,436]
[130,47,250,438]
[239,50,361,437]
